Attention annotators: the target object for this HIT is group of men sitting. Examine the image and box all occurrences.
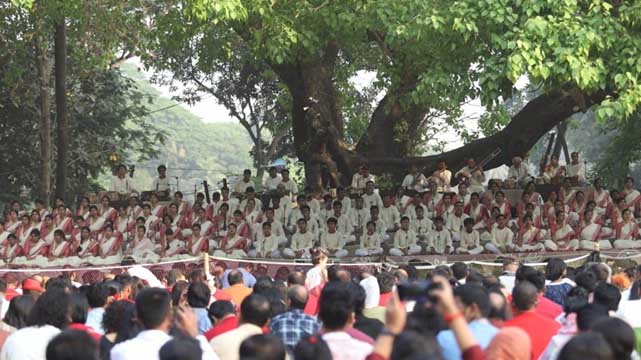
[1,154,640,266]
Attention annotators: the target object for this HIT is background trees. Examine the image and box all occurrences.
[145,0,641,188]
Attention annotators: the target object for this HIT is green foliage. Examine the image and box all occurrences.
[115,64,253,192]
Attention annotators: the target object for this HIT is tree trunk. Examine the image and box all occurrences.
[355,75,425,159]
[353,89,606,180]
[552,122,568,160]
[54,18,68,202]
[35,9,52,204]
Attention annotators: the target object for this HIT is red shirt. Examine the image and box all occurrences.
[535,294,563,320]
[379,292,393,307]
[204,315,238,341]
[503,311,560,360]
[507,293,563,320]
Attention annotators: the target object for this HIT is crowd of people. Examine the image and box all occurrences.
[0,250,639,360]
[1,153,641,267]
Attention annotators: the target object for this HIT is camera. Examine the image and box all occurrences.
[397,280,442,303]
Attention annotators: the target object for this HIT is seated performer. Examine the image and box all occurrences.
[300,206,320,239]
[492,191,512,219]
[362,181,384,211]
[543,155,566,184]
[212,203,231,237]
[98,225,122,258]
[355,221,384,257]
[368,206,389,240]
[287,195,308,233]
[523,181,543,206]
[588,178,611,216]
[255,208,286,245]
[622,177,641,213]
[434,192,454,220]
[431,161,452,193]
[40,214,57,245]
[390,217,421,256]
[242,197,262,226]
[336,187,352,214]
[579,209,613,250]
[48,229,71,259]
[230,210,251,239]
[457,218,483,255]
[152,164,171,194]
[3,234,23,263]
[186,223,209,255]
[329,201,354,242]
[566,152,586,184]
[446,201,468,243]
[559,178,577,206]
[280,169,298,198]
[568,191,587,223]
[348,196,369,234]
[283,218,315,259]
[160,229,184,257]
[263,166,282,191]
[614,209,641,249]
[514,215,545,252]
[76,226,99,258]
[320,218,348,258]
[507,156,531,187]
[24,229,48,261]
[15,214,32,247]
[111,164,136,195]
[402,165,428,192]
[410,206,433,242]
[250,222,279,258]
[76,197,91,220]
[99,196,117,224]
[126,225,156,261]
[426,216,452,255]
[381,195,401,232]
[351,166,375,192]
[485,214,514,254]
[545,211,579,251]
[214,223,247,258]
[455,158,486,194]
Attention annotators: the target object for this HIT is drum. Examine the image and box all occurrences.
[503,179,516,189]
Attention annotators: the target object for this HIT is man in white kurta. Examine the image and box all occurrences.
[455,158,486,194]
[250,222,279,258]
[485,215,514,254]
[380,196,401,232]
[362,182,384,211]
[428,217,453,254]
[506,156,530,186]
[234,169,256,195]
[457,218,483,255]
[446,202,469,243]
[351,166,375,191]
[320,218,348,258]
[355,221,383,257]
[262,167,282,191]
[401,165,427,192]
[390,217,421,256]
[410,206,433,242]
[282,219,315,258]
[111,165,136,195]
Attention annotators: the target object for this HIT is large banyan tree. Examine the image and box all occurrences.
[147,0,641,188]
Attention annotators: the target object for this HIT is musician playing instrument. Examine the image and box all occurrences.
[152,164,171,194]
[455,158,486,193]
[401,165,427,192]
[543,154,566,184]
[431,161,452,193]
[111,164,136,195]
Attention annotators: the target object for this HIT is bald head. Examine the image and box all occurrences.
[512,281,538,312]
[288,285,308,310]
